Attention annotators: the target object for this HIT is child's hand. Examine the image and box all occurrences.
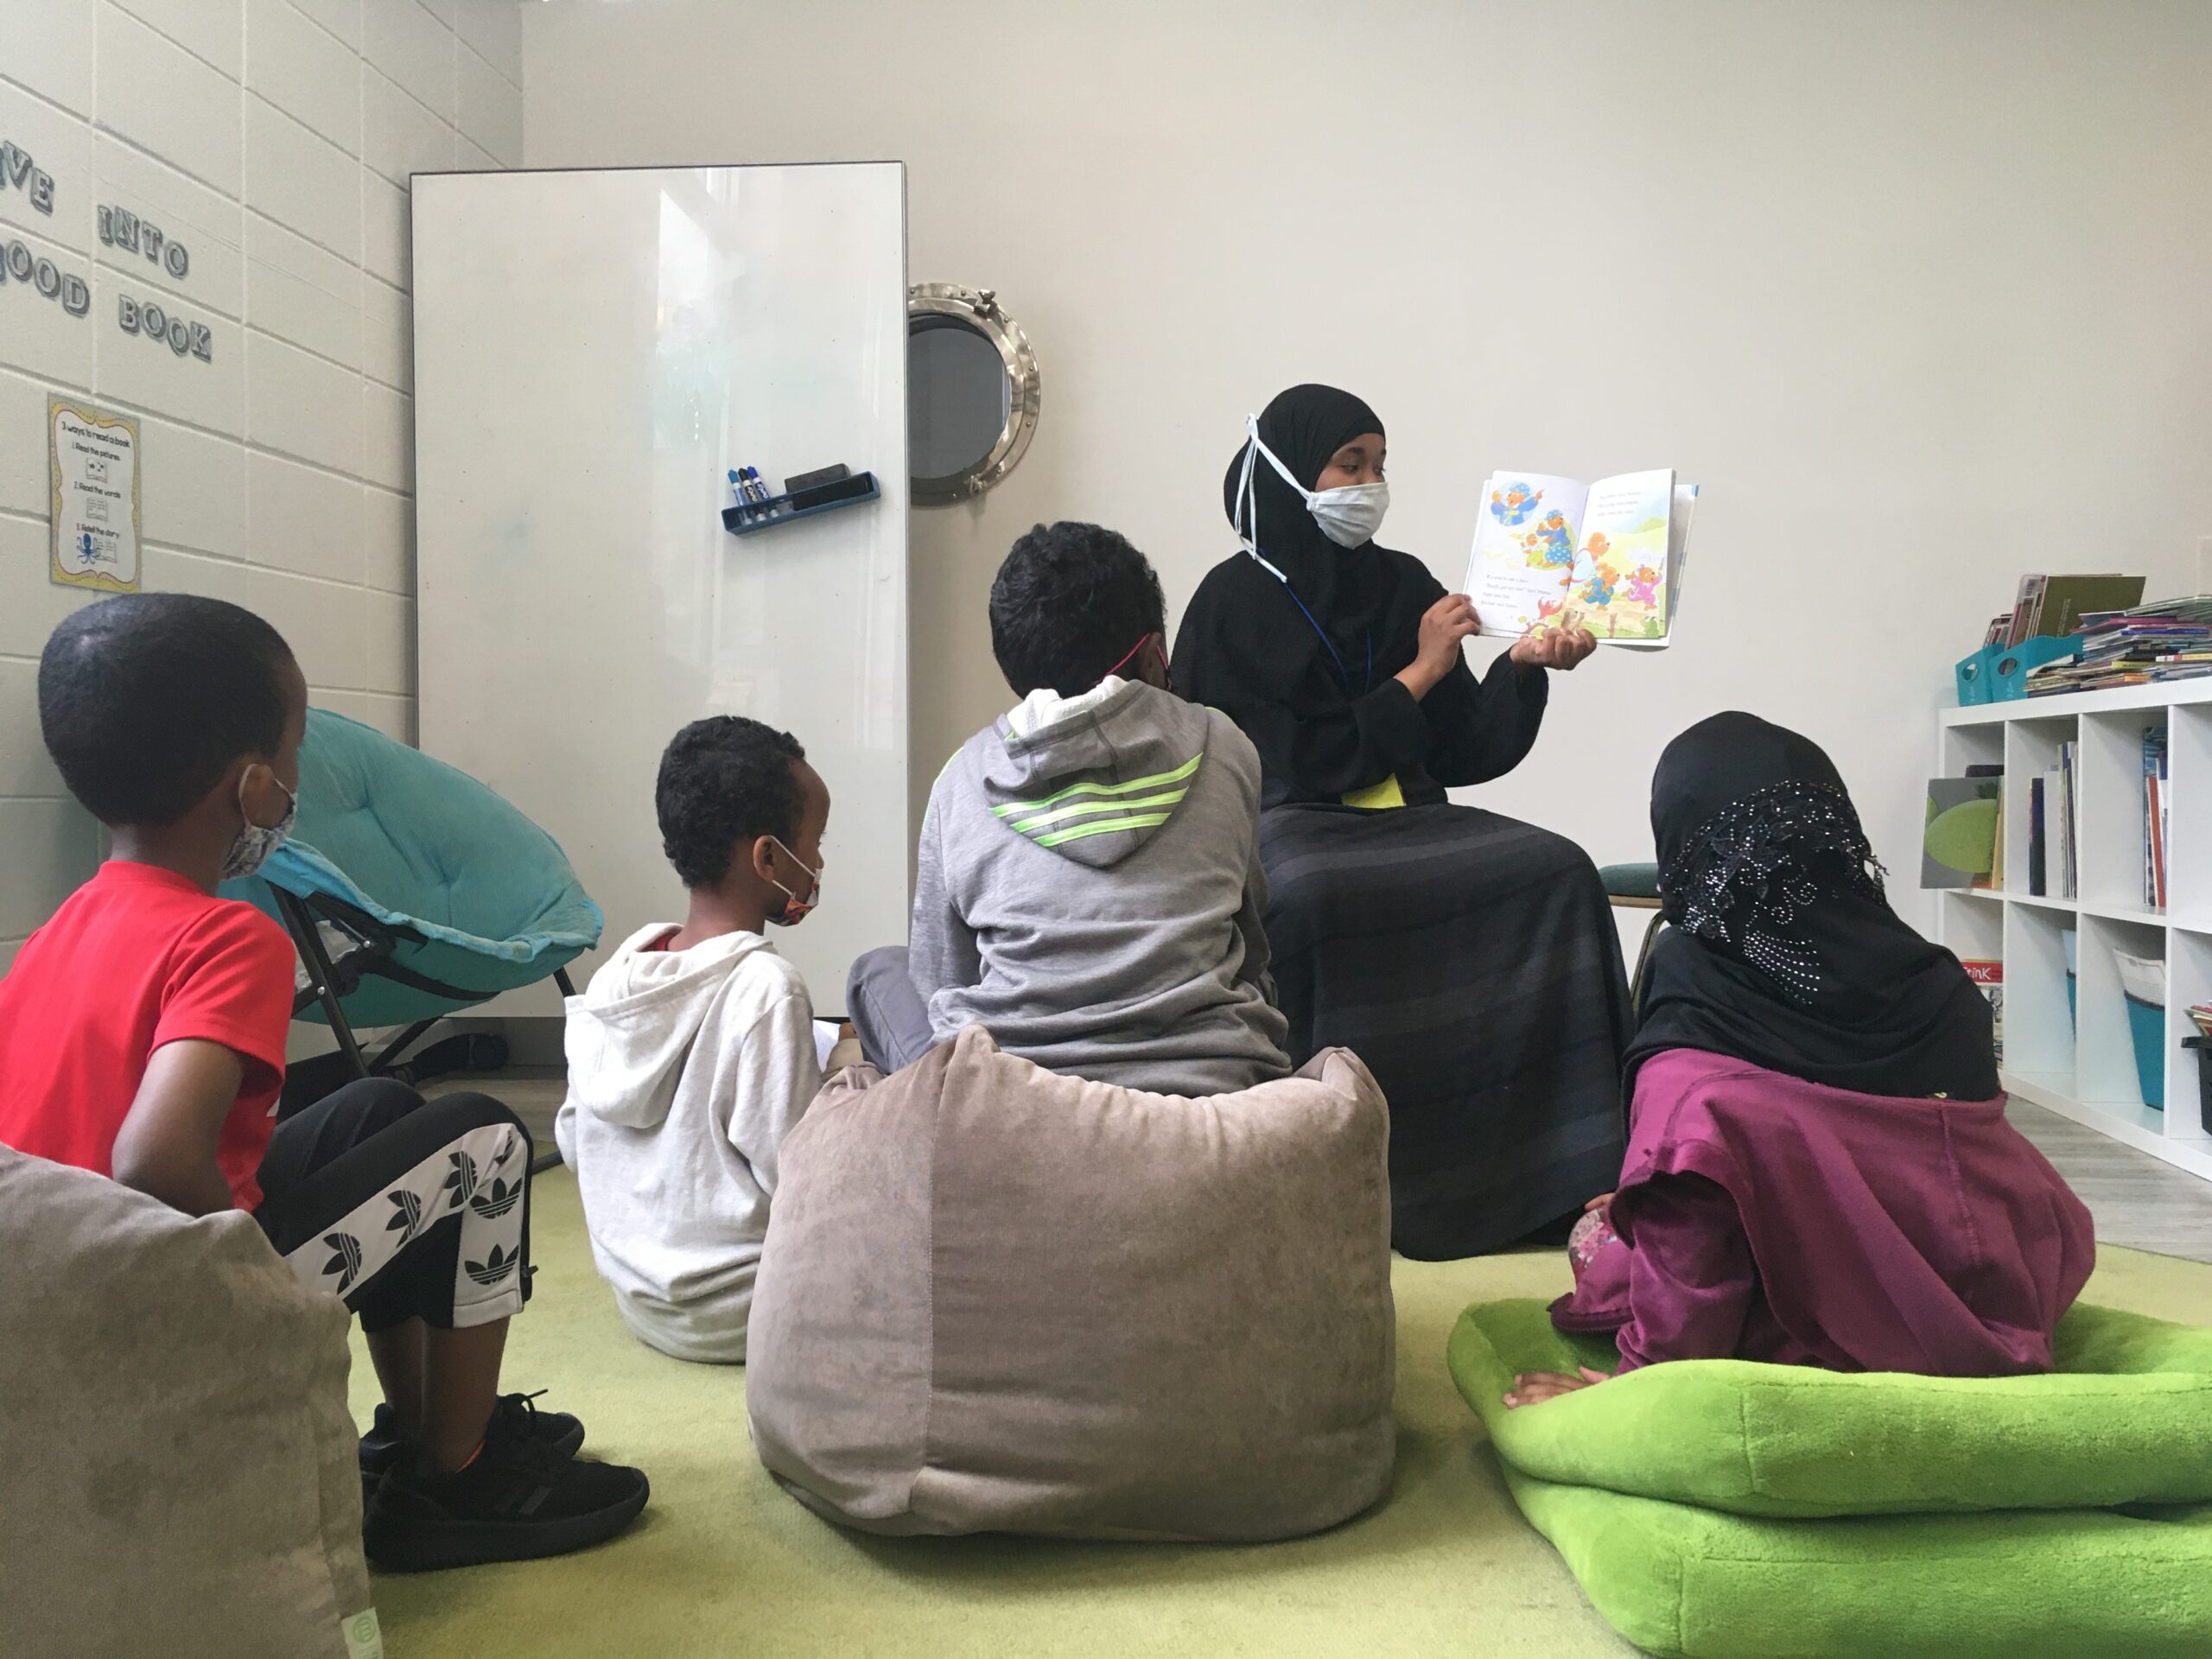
[1503,1365,1611,1408]
[1583,1192,1615,1213]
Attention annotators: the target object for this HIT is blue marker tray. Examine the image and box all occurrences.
[721,473,880,537]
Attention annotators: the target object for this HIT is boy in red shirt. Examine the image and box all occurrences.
[0,594,647,1572]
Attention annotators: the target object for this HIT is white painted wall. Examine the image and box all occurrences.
[0,0,524,976]
[522,0,2212,927]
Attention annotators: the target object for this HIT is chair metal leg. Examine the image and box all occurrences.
[1630,915,1666,1017]
[524,965,582,1175]
[367,1017,443,1076]
[276,888,370,1081]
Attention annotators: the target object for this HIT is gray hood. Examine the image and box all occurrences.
[982,680,1215,869]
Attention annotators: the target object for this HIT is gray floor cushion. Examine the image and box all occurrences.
[0,1146,377,1659]
[747,1027,1396,1541]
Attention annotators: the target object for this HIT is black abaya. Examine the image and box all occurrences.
[1172,385,1629,1258]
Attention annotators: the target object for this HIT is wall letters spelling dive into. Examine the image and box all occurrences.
[0,133,215,359]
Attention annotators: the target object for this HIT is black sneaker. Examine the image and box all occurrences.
[363,1415,648,1573]
[359,1390,585,1482]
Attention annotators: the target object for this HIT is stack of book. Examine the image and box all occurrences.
[1994,574,2147,648]
[2027,741,2078,899]
[2145,725,2171,910]
[2027,598,2212,696]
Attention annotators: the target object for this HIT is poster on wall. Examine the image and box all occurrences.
[48,396,141,594]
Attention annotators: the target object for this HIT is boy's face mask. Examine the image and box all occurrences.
[765,836,821,927]
[221,774,297,881]
[1103,632,1172,691]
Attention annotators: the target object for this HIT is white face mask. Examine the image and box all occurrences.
[1231,415,1390,577]
[220,775,296,881]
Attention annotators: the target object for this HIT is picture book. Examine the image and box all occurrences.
[1463,469,1698,649]
[1923,777,2000,889]
[1961,958,2003,1063]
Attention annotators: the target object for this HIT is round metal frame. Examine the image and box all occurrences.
[907,283,1040,505]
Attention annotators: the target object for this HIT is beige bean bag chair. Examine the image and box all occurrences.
[747,1027,1395,1541]
[0,1147,378,1659]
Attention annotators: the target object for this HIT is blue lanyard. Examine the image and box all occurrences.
[1276,579,1373,696]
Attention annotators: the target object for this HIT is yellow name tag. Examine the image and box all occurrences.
[1341,774,1406,810]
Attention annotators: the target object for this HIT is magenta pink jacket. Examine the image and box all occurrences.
[1553,1048,2095,1376]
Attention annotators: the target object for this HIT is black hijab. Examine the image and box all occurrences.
[1177,384,1434,700]
[1623,712,2001,1101]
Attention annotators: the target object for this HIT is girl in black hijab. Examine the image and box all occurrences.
[1625,711,2002,1100]
[1510,715,2073,1407]
[1173,384,1630,1260]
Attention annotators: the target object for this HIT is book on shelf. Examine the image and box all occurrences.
[2028,596,2212,695]
[2052,747,2070,902]
[1923,777,2000,889]
[2002,574,2146,647]
[2029,777,2047,897]
[2145,725,2170,910]
[1464,470,1698,648]
[1961,957,2003,1063]
[2026,748,2079,899]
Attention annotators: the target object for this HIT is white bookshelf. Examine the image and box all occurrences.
[1936,678,2212,1183]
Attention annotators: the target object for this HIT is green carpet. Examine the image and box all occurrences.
[352,1172,2212,1657]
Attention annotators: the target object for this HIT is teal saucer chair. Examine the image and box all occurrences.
[220,709,601,1114]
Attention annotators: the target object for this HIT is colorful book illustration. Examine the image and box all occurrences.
[1923,778,2000,889]
[1463,469,1697,649]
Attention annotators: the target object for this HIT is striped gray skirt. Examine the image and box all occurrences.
[1260,801,1630,1259]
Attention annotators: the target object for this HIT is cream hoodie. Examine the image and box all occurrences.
[554,922,820,1362]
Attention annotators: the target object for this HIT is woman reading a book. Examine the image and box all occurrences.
[1506,712,2093,1405]
[1170,381,1627,1260]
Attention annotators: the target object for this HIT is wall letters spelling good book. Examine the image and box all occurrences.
[1464,469,1698,649]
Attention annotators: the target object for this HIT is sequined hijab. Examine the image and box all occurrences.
[1623,712,2001,1102]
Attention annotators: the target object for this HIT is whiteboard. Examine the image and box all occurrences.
[412,164,908,1012]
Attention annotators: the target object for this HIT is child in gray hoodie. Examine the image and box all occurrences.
[848,522,1293,1096]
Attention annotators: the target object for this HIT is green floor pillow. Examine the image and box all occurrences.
[1505,1468,2212,1659]
[1451,1299,2212,1517]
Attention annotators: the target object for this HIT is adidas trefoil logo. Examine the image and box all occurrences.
[385,1190,423,1244]
[321,1231,363,1291]
[470,1174,523,1219]
[464,1243,519,1287]
[442,1150,479,1210]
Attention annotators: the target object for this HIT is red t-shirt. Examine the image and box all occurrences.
[0,861,295,1210]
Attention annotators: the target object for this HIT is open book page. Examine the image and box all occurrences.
[1466,473,1590,637]
[1668,484,1696,624]
[1556,468,1675,647]
[1605,479,1698,651]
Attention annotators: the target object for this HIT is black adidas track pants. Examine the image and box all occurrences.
[254,1079,532,1333]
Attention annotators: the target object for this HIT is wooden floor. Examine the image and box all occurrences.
[435,1071,2212,1267]
[2005,1098,2212,1263]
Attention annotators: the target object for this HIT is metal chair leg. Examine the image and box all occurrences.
[276,888,370,1080]
[1630,915,1666,1016]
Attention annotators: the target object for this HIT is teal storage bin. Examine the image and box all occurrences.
[2127,995,2166,1109]
[1955,645,1998,705]
[1991,636,2082,701]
